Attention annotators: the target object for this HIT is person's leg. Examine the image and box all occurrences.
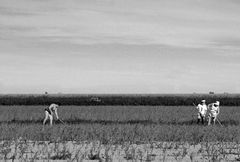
[208,115,211,125]
[49,114,53,126]
[43,111,49,125]
[197,113,200,124]
[201,115,204,125]
[213,117,216,125]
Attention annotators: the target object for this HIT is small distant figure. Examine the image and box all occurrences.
[196,100,208,125]
[208,101,220,125]
[43,103,59,126]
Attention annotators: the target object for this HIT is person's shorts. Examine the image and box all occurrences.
[45,108,52,115]
[198,113,205,118]
[209,113,217,118]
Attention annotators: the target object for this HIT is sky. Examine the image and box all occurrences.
[0,0,240,94]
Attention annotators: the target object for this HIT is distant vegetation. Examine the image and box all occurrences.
[0,94,240,106]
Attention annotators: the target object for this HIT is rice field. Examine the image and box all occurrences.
[1,105,240,161]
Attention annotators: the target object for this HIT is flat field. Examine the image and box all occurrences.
[1,106,240,161]
[0,105,240,143]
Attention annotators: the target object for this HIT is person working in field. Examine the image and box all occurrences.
[196,100,208,125]
[208,101,220,125]
[43,103,59,126]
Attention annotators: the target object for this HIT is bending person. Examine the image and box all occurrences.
[196,100,207,125]
[43,103,59,126]
[208,101,220,125]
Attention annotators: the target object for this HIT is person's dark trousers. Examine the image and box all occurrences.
[197,119,200,124]
[201,115,204,125]
[197,114,205,125]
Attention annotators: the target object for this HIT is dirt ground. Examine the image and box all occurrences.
[1,140,240,161]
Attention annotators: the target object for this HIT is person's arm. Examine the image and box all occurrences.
[55,108,59,119]
[203,105,207,114]
[199,105,204,113]
[217,107,220,115]
[49,105,53,114]
[196,104,200,110]
[207,104,212,110]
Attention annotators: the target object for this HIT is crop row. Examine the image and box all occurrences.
[0,106,240,143]
[1,124,240,144]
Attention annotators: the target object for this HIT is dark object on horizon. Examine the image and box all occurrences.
[90,97,101,102]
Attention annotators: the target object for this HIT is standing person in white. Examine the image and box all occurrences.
[208,101,220,125]
[196,100,208,125]
[43,103,59,126]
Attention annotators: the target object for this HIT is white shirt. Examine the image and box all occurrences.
[48,103,58,112]
[197,104,207,115]
[208,103,219,116]
[48,103,59,119]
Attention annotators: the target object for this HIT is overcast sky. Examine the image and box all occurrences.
[0,0,240,94]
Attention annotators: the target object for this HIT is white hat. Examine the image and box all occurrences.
[215,101,220,105]
[201,100,206,103]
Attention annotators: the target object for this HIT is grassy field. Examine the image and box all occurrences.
[1,105,240,161]
[0,105,240,143]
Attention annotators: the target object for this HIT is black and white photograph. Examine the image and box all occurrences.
[0,0,240,161]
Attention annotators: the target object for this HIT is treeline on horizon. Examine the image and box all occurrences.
[0,94,240,106]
